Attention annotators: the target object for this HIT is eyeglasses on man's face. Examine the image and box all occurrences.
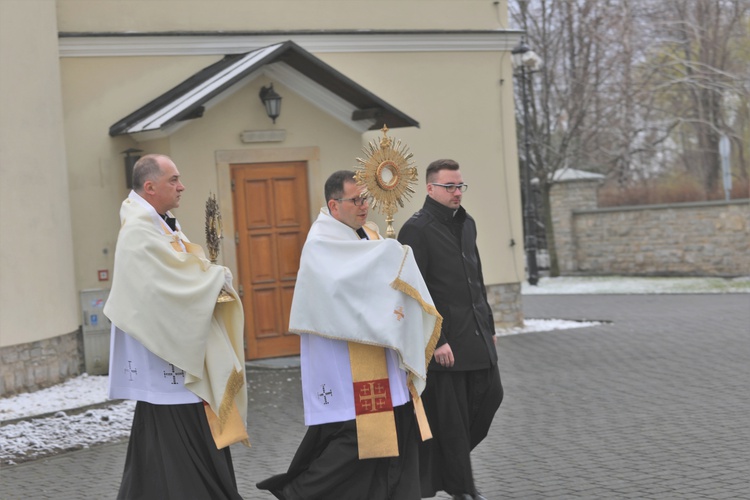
[335,195,372,207]
[430,183,469,193]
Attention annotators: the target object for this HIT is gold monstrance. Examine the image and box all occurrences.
[354,125,418,238]
[205,193,235,302]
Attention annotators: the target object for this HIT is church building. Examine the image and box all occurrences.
[0,0,525,396]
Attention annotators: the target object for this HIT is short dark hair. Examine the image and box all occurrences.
[324,170,357,201]
[425,159,459,184]
[132,154,165,193]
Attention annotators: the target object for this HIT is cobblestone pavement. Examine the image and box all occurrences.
[1,294,748,499]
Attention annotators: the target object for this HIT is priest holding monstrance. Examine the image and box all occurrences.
[257,128,442,499]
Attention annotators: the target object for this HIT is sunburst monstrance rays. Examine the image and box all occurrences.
[354,126,418,235]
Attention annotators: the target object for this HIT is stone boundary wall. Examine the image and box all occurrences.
[551,178,749,276]
[0,329,83,397]
[550,178,601,274]
[487,282,523,328]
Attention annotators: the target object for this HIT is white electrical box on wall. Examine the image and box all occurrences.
[81,288,111,375]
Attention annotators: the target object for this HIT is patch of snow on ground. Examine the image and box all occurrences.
[0,373,109,421]
[0,401,135,465]
[497,318,602,336]
[522,275,750,295]
[0,374,135,465]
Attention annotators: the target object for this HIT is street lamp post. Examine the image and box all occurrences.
[512,38,542,286]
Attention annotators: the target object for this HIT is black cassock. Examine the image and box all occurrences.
[418,365,503,498]
[257,401,420,500]
[116,401,243,500]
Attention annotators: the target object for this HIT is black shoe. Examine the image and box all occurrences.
[269,489,286,500]
[452,491,489,500]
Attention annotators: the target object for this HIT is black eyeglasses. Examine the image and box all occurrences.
[430,183,468,193]
[335,196,372,206]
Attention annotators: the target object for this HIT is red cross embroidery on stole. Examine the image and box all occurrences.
[353,379,393,415]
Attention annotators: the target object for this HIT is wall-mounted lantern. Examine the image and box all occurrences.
[259,83,282,123]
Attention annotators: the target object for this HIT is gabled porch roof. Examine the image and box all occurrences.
[109,40,418,139]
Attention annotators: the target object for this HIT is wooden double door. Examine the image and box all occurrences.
[232,161,310,359]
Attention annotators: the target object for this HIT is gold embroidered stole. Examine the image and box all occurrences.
[348,224,432,459]
[161,219,249,449]
[348,342,399,458]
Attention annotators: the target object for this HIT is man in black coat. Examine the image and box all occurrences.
[398,159,503,500]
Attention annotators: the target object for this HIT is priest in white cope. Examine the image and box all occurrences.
[257,170,441,500]
[104,154,248,500]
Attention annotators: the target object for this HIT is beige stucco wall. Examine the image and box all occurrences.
[61,54,216,291]
[57,0,510,31]
[0,0,79,348]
